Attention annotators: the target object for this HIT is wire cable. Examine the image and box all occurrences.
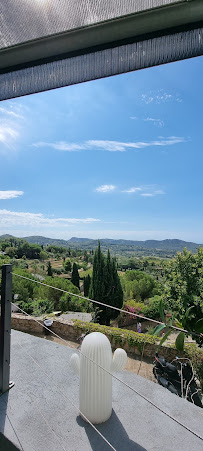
[12,302,203,442]
[32,400,68,451]
[12,272,201,338]
[8,386,69,451]
[6,414,25,451]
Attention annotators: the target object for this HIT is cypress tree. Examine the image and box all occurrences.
[47,261,53,277]
[84,274,91,297]
[90,244,123,325]
[107,258,123,324]
[71,263,80,289]
[89,241,105,302]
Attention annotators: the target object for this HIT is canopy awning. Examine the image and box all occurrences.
[0,0,203,100]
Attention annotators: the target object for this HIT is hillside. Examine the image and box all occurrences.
[69,237,201,250]
[0,234,201,257]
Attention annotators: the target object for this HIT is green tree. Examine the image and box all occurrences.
[47,261,53,277]
[84,250,89,262]
[35,276,80,309]
[121,270,158,302]
[71,263,80,289]
[84,274,91,296]
[163,247,203,342]
[5,246,17,258]
[90,244,123,325]
[12,269,39,302]
[89,242,105,303]
[40,250,49,261]
[59,295,71,313]
[64,259,72,272]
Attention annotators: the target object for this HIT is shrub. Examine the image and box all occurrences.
[118,303,143,326]
[142,295,163,320]
[17,298,54,316]
[73,320,157,353]
[58,295,71,313]
[32,298,54,316]
[69,296,93,313]
[17,301,33,315]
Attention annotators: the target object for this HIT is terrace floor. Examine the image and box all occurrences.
[0,330,202,451]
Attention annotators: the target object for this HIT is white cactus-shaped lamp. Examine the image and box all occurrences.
[71,332,127,424]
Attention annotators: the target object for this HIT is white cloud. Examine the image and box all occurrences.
[123,186,165,197]
[0,124,19,146]
[0,191,24,200]
[122,187,142,193]
[0,210,100,227]
[96,185,116,193]
[141,90,182,104]
[33,141,85,151]
[130,116,138,120]
[144,117,164,127]
[141,190,165,197]
[33,136,185,153]
[0,107,24,119]
[95,185,165,196]
[141,193,154,197]
[0,103,25,149]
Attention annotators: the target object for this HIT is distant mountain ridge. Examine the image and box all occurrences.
[0,234,202,253]
[67,237,202,251]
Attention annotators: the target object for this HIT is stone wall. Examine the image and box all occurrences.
[11,314,76,340]
[11,313,185,361]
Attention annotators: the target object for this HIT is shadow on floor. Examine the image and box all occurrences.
[77,409,147,451]
[0,391,8,436]
[0,392,20,451]
[0,433,20,451]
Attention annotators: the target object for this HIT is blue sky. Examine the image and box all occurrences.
[0,56,203,242]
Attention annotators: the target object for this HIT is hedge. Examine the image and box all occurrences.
[73,320,158,353]
[73,320,203,389]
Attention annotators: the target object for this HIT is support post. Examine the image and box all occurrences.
[0,264,14,393]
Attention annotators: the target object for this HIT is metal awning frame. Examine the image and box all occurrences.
[1,0,203,74]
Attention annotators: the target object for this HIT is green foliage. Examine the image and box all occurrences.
[90,244,123,325]
[71,262,80,288]
[32,299,54,316]
[83,250,89,262]
[121,270,160,302]
[47,261,53,277]
[163,247,203,344]
[175,331,185,351]
[53,268,64,275]
[64,259,72,272]
[35,276,80,309]
[4,246,17,258]
[142,295,163,320]
[46,245,66,254]
[157,330,172,352]
[40,250,49,261]
[58,295,71,313]
[68,296,93,313]
[73,320,157,352]
[1,238,42,259]
[84,274,91,296]
[12,269,39,302]
[184,344,203,390]
[89,241,106,302]
[17,298,54,316]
